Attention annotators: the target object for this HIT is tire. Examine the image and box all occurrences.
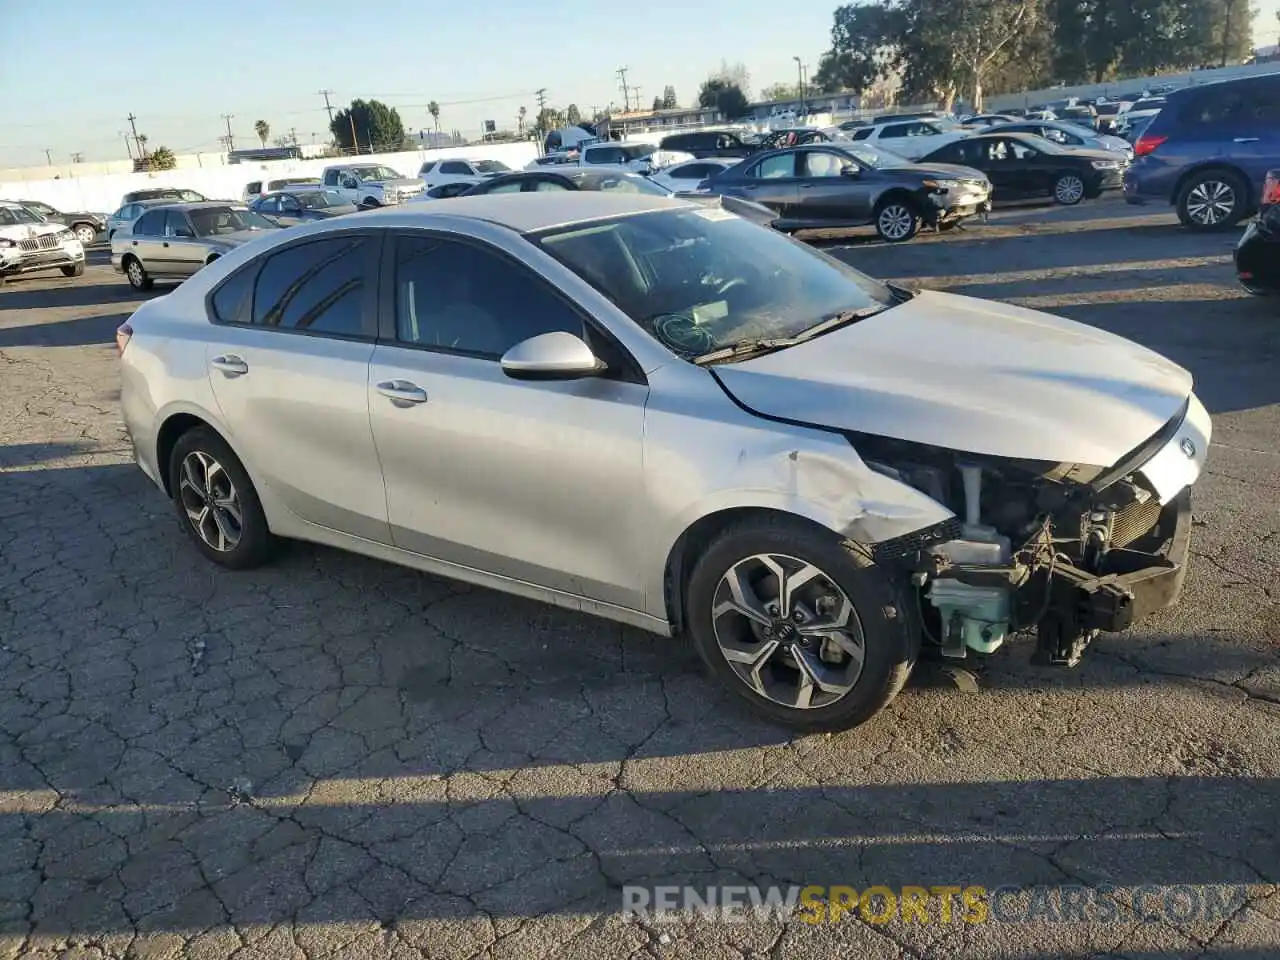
[1053,172,1086,205]
[167,426,276,570]
[73,224,97,246]
[1177,170,1247,230]
[60,263,85,278]
[686,515,917,731]
[874,198,920,242]
[361,196,381,209]
[123,255,153,291]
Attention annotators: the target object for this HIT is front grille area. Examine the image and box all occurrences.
[1111,497,1163,548]
[17,234,60,252]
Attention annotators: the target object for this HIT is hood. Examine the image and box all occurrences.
[710,289,1193,467]
[882,162,987,181]
[315,205,359,217]
[206,229,271,249]
[1,221,71,239]
[368,177,421,189]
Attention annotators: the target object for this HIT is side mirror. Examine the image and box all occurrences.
[175,227,194,238]
[840,166,859,177]
[500,331,605,381]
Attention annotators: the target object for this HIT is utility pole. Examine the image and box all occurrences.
[288,127,298,146]
[43,149,52,166]
[126,113,142,159]
[794,56,807,117]
[121,131,134,161]
[221,114,235,152]
[71,152,84,163]
[632,86,644,113]
[616,67,631,112]
[1220,0,1236,67]
[348,112,359,154]
[318,89,336,128]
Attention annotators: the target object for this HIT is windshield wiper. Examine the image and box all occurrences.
[692,305,884,366]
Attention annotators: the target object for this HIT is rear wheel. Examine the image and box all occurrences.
[874,198,920,242]
[1053,173,1086,205]
[124,256,153,291]
[73,224,97,245]
[60,263,85,278]
[361,196,381,209]
[1177,170,1246,230]
[686,515,917,731]
[168,427,276,570]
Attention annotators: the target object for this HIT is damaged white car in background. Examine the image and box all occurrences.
[117,194,1210,731]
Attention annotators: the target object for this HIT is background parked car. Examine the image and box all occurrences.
[993,120,1133,159]
[700,142,990,241]
[249,190,358,226]
[112,203,281,290]
[921,132,1126,205]
[119,187,208,207]
[648,158,737,193]
[0,200,86,283]
[418,157,513,191]
[106,198,179,240]
[658,130,756,159]
[844,118,969,160]
[1114,97,1166,138]
[5,200,105,246]
[962,114,1020,128]
[242,177,320,203]
[418,182,478,200]
[1123,73,1280,230]
[1234,169,1280,295]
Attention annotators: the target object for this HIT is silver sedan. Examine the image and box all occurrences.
[116,193,1210,729]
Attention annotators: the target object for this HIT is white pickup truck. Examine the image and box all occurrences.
[319,163,425,207]
[524,140,695,175]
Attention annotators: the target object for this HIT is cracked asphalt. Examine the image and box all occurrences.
[0,197,1277,959]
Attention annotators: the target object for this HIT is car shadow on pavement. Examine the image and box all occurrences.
[0,441,104,468]
[0,310,134,348]
[0,282,146,313]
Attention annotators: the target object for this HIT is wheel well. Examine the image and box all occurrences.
[206,254,220,264]
[875,189,919,213]
[121,252,138,266]
[663,507,835,634]
[155,413,212,495]
[1171,163,1251,208]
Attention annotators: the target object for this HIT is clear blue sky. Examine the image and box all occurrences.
[2,0,1277,167]
[0,0,833,165]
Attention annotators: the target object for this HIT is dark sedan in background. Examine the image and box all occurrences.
[5,200,106,246]
[249,189,358,226]
[699,142,990,241]
[921,132,1126,205]
[1235,170,1280,296]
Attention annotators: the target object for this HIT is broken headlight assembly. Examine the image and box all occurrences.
[846,432,1189,668]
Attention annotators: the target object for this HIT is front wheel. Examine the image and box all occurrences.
[124,256,153,291]
[686,516,917,731]
[874,199,920,242]
[168,427,276,570]
[1053,173,1086,205]
[60,262,85,278]
[361,196,381,209]
[1177,171,1246,230]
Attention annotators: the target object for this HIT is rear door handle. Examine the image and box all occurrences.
[211,355,248,377]
[1233,137,1259,143]
[376,380,428,405]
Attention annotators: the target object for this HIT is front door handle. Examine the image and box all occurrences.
[376,380,428,406]
[211,355,248,377]
[1233,137,1259,143]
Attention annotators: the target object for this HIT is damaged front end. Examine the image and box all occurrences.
[852,397,1206,667]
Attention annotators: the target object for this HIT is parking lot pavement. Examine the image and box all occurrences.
[1,202,1277,959]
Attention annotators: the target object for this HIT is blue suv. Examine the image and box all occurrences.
[1123,73,1280,230]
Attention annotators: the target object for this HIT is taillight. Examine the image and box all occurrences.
[1262,170,1280,208]
[115,321,133,356]
[1133,134,1167,157]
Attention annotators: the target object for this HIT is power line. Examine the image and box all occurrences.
[318,89,336,128]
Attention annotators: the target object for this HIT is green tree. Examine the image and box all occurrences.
[536,106,566,133]
[566,103,582,125]
[814,2,906,93]
[661,85,678,108]
[652,95,664,111]
[331,99,405,152]
[760,82,798,101]
[149,146,177,171]
[428,100,441,136]
[253,119,270,147]
[697,77,750,118]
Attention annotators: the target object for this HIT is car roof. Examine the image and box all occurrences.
[353,191,691,234]
[144,201,251,211]
[0,200,27,209]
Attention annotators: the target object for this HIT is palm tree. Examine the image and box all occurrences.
[427,101,441,136]
[254,120,270,147]
[517,105,527,136]
[136,134,149,158]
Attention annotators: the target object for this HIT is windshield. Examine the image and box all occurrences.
[620,144,656,160]
[531,208,894,359]
[351,166,403,181]
[178,190,207,202]
[472,160,510,174]
[189,206,276,236]
[844,143,911,169]
[269,178,318,190]
[0,206,41,225]
[295,191,347,209]
[578,173,670,196]
[1053,121,1101,139]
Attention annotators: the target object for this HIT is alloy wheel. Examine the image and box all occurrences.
[75,225,96,245]
[178,451,243,552]
[1055,175,1085,204]
[877,204,914,241]
[126,261,145,288]
[1186,180,1235,226]
[711,553,866,710]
